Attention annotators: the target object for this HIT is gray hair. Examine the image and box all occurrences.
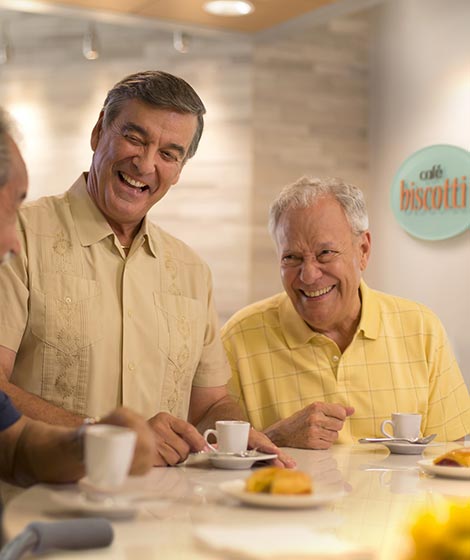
[102,70,206,161]
[0,107,13,188]
[268,176,369,237]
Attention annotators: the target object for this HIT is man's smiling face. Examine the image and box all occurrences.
[275,195,370,337]
[87,98,198,234]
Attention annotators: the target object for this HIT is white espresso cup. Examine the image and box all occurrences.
[203,420,250,453]
[380,412,422,440]
[85,425,137,489]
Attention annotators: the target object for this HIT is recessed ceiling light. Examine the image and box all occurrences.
[203,1,255,17]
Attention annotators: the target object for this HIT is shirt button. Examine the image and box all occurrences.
[332,355,340,362]
[127,310,133,318]
[65,297,72,304]
[128,362,135,371]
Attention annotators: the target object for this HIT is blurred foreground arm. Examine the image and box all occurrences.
[0,407,155,487]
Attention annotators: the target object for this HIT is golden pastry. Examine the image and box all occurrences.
[433,447,470,467]
[245,466,313,495]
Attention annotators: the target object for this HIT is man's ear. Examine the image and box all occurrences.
[90,111,105,152]
[359,231,371,271]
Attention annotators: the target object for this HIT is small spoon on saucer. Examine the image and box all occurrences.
[359,434,437,445]
[212,448,260,458]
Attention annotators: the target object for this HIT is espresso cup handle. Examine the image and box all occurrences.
[203,428,218,452]
[381,419,394,438]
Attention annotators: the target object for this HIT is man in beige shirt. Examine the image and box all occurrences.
[0,106,154,485]
[0,71,289,467]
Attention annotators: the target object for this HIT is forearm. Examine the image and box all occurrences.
[13,419,84,486]
[193,395,247,433]
[0,379,84,427]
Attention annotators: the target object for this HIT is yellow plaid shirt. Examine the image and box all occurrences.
[221,281,470,443]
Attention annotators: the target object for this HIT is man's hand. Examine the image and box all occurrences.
[264,402,354,449]
[100,407,155,474]
[247,428,296,468]
[148,412,207,466]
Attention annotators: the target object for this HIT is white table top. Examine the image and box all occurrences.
[2,443,469,559]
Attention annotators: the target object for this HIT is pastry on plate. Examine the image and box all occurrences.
[433,447,470,467]
[245,466,313,495]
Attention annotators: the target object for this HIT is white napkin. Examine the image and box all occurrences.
[194,525,375,559]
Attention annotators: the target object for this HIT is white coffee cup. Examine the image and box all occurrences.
[203,420,250,453]
[85,425,137,489]
[380,412,422,440]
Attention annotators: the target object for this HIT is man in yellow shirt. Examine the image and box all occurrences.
[0,73,289,467]
[0,106,155,484]
[222,176,470,448]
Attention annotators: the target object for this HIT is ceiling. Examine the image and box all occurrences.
[3,0,342,34]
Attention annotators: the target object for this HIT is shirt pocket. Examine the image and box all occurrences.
[153,292,204,373]
[30,272,102,353]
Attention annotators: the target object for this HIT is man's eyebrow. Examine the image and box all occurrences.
[121,122,149,138]
[164,143,186,158]
[121,123,186,158]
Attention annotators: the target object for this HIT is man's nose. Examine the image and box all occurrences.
[132,149,156,175]
[299,257,322,283]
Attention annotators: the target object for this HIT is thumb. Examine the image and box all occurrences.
[345,406,355,417]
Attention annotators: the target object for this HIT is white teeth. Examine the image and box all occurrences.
[303,286,333,298]
[121,172,147,189]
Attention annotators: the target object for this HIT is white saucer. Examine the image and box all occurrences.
[50,489,138,519]
[418,458,470,479]
[360,439,441,455]
[209,452,278,470]
[219,479,344,509]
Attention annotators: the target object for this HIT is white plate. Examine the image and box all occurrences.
[209,452,278,470]
[219,479,344,509]
[418,459,470,479]
[50,489,138,519]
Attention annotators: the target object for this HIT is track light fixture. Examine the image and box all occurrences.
[82,24,100,61]
[0,22,11,65]
[173,30,190,54]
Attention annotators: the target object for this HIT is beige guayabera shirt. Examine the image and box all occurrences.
[0,176,230,419]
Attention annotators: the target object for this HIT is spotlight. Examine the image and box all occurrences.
[203,0,254,17]
[173,30,190,54]
[0,22,11,65]
[82,24,100,60]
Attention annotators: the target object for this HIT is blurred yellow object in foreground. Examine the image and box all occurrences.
[408,502,470,559]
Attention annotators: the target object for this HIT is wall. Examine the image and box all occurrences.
[368,0,470,378]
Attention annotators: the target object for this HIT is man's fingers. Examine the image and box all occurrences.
[313,402,355,422]
[149,413,206,466]
[169,416,207,452]
[276,449,296,468]
[321,417,344,432]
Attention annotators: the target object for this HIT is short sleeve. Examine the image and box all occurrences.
[0,391,22,431]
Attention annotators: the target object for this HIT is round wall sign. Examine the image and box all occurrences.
[390,144,470,240]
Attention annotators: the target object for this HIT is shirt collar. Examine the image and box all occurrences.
[279,279,379,348]
[357,280,380,339]
[279,293,324,347]
[68,174,157,258]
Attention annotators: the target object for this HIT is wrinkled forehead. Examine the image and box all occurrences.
[275,199,353,248]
